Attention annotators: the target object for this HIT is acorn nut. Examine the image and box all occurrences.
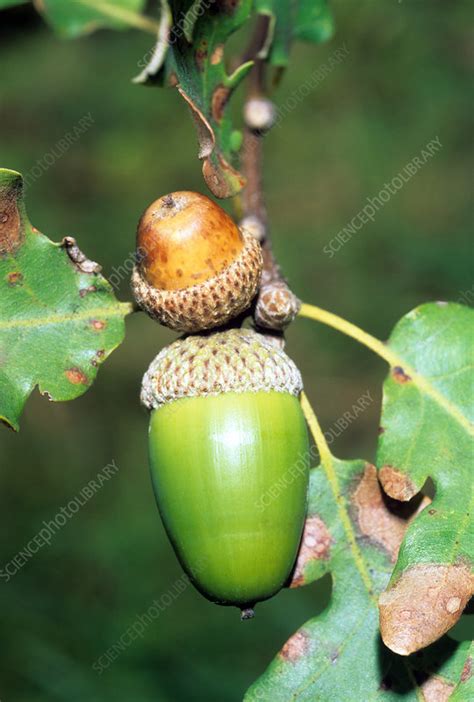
[142,328,310,617]
[131,191,263,332]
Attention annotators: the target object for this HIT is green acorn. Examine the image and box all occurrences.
[141,329,310,618]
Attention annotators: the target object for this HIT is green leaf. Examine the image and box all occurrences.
[256,0,334,67]
[139,0,253,199]
[33,0,153,38]
[450,642,473,700]
[136,1,333,197]
[294,0,334,44]
[246,451,471,700]
[133,0,173,84]
[376,303,474,655]
[0,168,129,431]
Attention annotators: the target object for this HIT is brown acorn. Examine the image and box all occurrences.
[131,191,263,332]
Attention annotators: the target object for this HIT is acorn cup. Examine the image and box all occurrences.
[141,329,310,618]
[131,191,263,332]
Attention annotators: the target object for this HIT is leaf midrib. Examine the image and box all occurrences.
[0,303,131,330]
[299,304,474,437]
[301,394,375,597]
[300,394,424,701]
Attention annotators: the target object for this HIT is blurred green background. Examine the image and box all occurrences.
[0,1,472,700]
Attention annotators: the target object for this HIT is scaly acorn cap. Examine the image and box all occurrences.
[131,192,263,333]
[141,328,303,410]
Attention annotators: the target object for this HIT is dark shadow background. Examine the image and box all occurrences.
[0,1,472,700]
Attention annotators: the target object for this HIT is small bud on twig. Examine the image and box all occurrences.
[243,97,276,133]
[254,281,301,331]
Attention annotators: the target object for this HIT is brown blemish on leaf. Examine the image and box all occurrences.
[65,368,88,385]
[210,44,224,65]
[7,271,23,286]
[177,87,214,159]
[212,85,230,123]
[379,563,474,655]
[202,154,246,199]
[90,320,106,331]
[0,180,23,255]
[176,86,245,198]
[62,237,101,274]
[379,464,418,501]
[420,675,455,702]
[353,464,428,561]
[79,285,98,298]
[279,630,310,663]
[392,366,412,383]
[289,516,331,588]
[91,349,105,368]
[461,656,472,682]
[195,39,208,71]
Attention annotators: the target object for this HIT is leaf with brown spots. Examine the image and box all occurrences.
[142,0,253,198]
[376,303,474,654]
[407,639,472,702]
[0,174,23,255]
[0,168,130,430]
[288,515,331,587]
[379,564,473,655]
[353,464,429,563]
[450,644,474,701]
[246,455,471,700]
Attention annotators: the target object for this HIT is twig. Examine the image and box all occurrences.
[239,19,300,331]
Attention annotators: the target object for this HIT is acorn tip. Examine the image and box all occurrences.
[240,607,255,621]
